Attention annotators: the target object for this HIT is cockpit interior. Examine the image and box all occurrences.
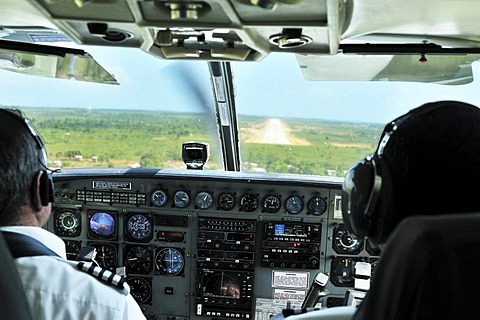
[2,0,480,319]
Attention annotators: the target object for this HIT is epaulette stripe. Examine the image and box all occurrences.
[87,264,96,275]
[99,268,106,279]
[108,272,115,284]
[117,277,126,289]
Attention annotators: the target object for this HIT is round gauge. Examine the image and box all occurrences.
[195,191,213,209]
[285,195,304,214]
[124,245,153,274]
[55,210,80,236]
[333,225,364,254]
[126,214,152,241]
[65,240,81,261]
[129,277,152,304]
[240,193,258,212]
[330,257,356,287]
[263,195,281,213]
[155,248,184,275]
[89,243,117,271]
[307,197,327,215]
[151,189,168,207]
[173,190,190,208]
[218,192,235,211]
[89,211,116,239]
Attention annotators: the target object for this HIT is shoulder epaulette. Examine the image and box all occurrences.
[66,260,130,295]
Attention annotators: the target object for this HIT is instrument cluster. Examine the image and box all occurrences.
[48,169,378,319]
[149,186,328,216]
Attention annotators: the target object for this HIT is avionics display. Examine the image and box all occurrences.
[262,221,321,269]
[87,210,117,240]
[196,269,253,318]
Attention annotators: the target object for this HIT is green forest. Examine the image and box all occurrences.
[18,107,383,177]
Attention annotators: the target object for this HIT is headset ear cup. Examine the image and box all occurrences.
[39,170,53,206]
[368,159,393,244]
[342,158,376,238]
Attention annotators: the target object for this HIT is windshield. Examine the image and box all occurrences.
[1,44,479,176]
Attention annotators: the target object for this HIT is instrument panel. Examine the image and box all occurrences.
[47,168,380,319]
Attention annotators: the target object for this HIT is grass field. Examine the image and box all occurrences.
[17,107,383,177]
[238,116,382,176]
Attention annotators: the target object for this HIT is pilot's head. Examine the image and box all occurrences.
[342,100,480,245]
[0,109,53,226]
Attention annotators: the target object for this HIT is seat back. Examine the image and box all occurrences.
[353,212,480,319]
[0,231,33,320]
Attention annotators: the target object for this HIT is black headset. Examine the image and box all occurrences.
[0,109,54,206]
[341,101,473,243]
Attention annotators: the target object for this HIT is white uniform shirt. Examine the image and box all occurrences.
[0,226,146,320]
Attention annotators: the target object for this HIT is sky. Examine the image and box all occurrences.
[1,44,480,124]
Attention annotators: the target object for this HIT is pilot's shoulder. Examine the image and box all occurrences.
[65,260,130,296]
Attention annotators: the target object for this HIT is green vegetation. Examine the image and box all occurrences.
[21,107,218,169]
[14,107,382,177]
[238,116,383,176]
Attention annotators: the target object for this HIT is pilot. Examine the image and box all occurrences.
[342,100,480,319]
[0,109,145,319]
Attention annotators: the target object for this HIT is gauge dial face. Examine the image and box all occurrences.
[195,191,213,209]
[263,195,281,213]
[55,210,80,236]
[89,243,117,271]
[173,190,190,208]
[126,214,152,241]
[285,196,304,214]
[330,257,356,287]
[129,277,152,304]
[151,189,168,207]
[124,245,153,274]
[307,197,327,215]
[155,248,184,275]
[65,240,81,261]
[333,225,364,254]
[88,211,116,240]
[240,193,258,212]
[218,192,235,211]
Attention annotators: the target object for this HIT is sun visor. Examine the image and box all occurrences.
[0,39,118,85]
[296,53,480,85]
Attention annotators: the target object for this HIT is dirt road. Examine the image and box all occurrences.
[260,118,291,144]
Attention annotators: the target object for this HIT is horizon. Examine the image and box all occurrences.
[1,45,480,125]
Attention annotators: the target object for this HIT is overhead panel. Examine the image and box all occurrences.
[24,0,344,61]
[33,0,135,22]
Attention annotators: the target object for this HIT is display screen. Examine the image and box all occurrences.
[274,224,285,235]
[89,211,116,238]
[202,270,242,299]
[187,148,204,159]
[274,223,308,237]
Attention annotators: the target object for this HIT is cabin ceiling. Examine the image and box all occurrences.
[2,0,480,59]
[2,0,480,82]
